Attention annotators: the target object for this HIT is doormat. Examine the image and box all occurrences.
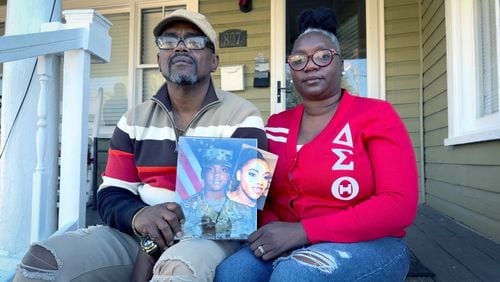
[407,250,435,277]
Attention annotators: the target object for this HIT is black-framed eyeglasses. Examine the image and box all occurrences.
[155,35,214,51]
[287,49,339,71]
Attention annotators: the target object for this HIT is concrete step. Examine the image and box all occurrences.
[0,255,19,282]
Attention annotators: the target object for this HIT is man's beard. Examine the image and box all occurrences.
[165,55,200,85]
[166,72,199,85]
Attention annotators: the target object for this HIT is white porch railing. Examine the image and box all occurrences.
[0,9,111,280]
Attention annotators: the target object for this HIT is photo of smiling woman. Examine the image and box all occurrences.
[227,146,275,208]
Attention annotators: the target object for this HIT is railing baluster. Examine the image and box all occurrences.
[31,55,56,243]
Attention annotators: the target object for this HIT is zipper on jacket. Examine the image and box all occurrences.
[150,97,220,151]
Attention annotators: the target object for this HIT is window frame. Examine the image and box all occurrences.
[444,0,500,145]
[131,0,197,108]
[84,1,196,138]
[91,9,131,138]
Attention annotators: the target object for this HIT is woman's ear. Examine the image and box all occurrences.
[236,170,241,181]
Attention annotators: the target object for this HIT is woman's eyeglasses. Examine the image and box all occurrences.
[155,35,214,51]
[287,49,339,71]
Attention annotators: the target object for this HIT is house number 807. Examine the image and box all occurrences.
[219,29,247,48]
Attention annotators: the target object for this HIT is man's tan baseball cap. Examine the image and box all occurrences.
[153,9,217,48]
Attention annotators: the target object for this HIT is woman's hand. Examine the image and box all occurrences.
[133,202,185,250]
[248,221,310,261]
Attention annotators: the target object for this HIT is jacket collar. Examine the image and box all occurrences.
[152,79,219,111]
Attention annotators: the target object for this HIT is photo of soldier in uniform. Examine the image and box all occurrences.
[175,137,276,240]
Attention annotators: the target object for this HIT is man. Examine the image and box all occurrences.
[14,9,267,282]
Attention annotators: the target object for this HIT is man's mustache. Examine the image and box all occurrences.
[169,54,195,66]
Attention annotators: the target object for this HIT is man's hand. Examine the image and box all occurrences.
[133,202,185,250]
[248,221,310,261]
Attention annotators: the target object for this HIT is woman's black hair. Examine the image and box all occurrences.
[297,7,338,36]
[228,148,266,192]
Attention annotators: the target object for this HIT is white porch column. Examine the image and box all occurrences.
[57,10,112,231]
[58,49,91,230]
[0,0,61,260]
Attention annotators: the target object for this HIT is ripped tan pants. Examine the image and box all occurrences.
[14,226,240,282]
[152,238,240,282]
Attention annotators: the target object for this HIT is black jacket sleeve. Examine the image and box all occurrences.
[97,187,147,235]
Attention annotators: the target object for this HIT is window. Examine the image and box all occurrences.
[137,5,185,102]
[476,0,499,117]
[90,1,195,136]
[90,13,130,137]
[445,0,500,145]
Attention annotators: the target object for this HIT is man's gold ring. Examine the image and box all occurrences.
[258,245,265,254]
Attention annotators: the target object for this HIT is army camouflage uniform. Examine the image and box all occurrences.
[181,191,256,240]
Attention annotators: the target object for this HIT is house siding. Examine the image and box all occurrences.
[422,0,500,242]
[384,0,424,202]
[63,0,128,10]
[200,0,271,120]
[0,4,4,22]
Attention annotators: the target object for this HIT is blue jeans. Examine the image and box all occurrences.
[215,237,410,282]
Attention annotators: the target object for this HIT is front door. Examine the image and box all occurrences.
[270,0,385,114]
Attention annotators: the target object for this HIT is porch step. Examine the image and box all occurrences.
[0,255,19,282]
[0,207,101,282]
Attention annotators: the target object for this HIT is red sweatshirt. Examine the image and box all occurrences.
[263,91,418,244]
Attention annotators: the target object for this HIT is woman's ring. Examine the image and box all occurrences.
[258,245,265,254]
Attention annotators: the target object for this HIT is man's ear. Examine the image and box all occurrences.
[157,53,161,71]
[211,54,219,72]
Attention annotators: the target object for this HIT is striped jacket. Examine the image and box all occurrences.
[97,81,267,234]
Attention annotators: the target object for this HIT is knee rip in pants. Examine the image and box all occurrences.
[152,257,196,282]
[17,244,60,281]
[274,249,338,274]
[16,226,99,280]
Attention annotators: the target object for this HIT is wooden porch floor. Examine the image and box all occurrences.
[405,204,500,281]
[86,203,500,281]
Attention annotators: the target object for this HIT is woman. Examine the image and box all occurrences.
[215,7,418,282]
[227,147,272,207]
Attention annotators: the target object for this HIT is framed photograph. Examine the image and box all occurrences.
[175,136,277,240]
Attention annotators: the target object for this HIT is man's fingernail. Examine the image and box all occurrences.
[176,232,183,237]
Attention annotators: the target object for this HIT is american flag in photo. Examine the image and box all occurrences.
[176,139,203,201]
